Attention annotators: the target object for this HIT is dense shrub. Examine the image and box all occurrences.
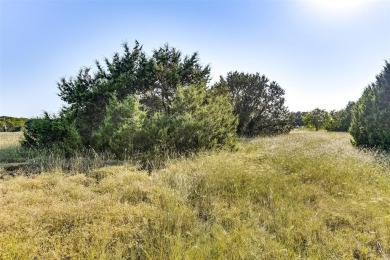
[350,61,390,150]
[93,83,238,169]
[22,112,82,156]
[58,42,210,146]
[23,42,225,168]
[93,95,146,159]
[169,84,238,152]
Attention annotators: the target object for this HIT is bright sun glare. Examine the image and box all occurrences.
[308,0,370,14]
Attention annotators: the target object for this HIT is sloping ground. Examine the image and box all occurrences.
[0,131,389,259]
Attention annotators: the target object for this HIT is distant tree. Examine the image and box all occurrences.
[291,111,307,127]
[350,61,390,150]
[326,101,355,132]
[303,108,331,131]
[215,71,293,136]
[0,116,27,132]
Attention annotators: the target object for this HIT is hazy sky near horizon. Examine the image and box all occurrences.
[0,0,389,118]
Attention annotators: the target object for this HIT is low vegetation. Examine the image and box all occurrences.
[0,131,389,259]
[0,132,120,175]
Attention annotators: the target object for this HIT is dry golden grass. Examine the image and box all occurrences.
[0,131,389,259]
[0,132,23,148]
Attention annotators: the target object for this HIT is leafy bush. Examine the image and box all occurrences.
[22,112,82,156]
[168,84,238,153]
[93,95,146,159]
[350,61,390,150]
[93,83,238,170]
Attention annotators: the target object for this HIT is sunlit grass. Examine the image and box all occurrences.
[0,132,25,164]
[0,131,389,258]
[0,132,23,147]
[0,132,121,174]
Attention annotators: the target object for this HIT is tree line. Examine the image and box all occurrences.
[22,41,293,169]
[1,116,27,132]
[292,101,355,132]
[21,41,390,165]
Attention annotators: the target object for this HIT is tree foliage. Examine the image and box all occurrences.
[93,95,146,159]
[57,42,150,145]
[144,44,211,113]
[326,101,355,132]
[215,72,292,136]
[57,41,210,145]
[168,83,238,153]
[290,111,307,127]
[22,112,82,156]
[24,41,235,169]
[303,108,331,131]
[350,61,390,150]
[24,40,307,168]
[93,83,237,170]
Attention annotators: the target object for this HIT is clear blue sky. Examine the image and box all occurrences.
[1,0,389,118]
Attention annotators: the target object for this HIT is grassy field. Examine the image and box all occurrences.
[0,131,389,259]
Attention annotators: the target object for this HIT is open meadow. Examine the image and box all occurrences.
[0,131,389,259]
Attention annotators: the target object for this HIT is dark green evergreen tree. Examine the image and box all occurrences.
[350,61,390,150]
[25,41,234,168]
[143,44,211,113]
[216,72,292,136]
[57,41,210,146]
[58,41,152,145]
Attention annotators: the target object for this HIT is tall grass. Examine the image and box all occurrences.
[0,131,389,258]
[0,132,24,163]
[0,132,122,175]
